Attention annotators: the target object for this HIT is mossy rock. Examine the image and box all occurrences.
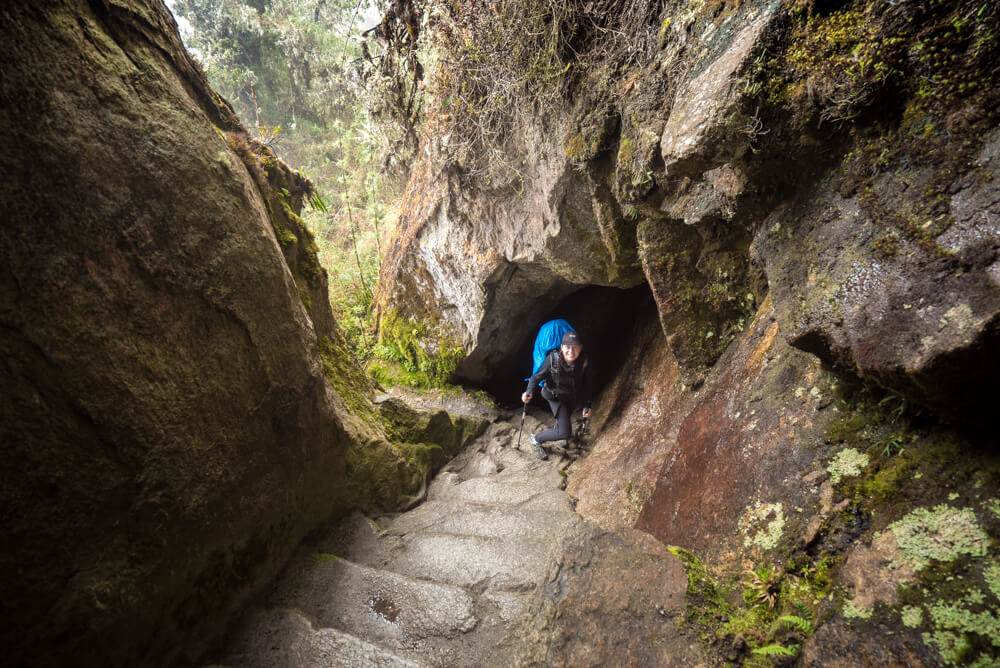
[375,309,466,388]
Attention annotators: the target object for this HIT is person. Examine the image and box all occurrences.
[521,331,593,460]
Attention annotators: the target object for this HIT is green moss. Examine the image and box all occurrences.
[758,3,907,124]
[281,205,323,284]
[565,133,588,160]
[297,286,312,311]
[825,413,868,443]
[395,440,444,482]
[318,334,377,423]
[374,310,466,388]
[888,505,989,571]
[334,396,489,512]
[275,224,298,246]
[617,137,635,164]
[856,455,909,501]
[667,546,728,627]
[871,232,901,258]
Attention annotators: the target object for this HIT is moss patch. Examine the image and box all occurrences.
[318,334,377,423]
[668,546,835,661]
[667,546,728,628]
[372,310,466,388]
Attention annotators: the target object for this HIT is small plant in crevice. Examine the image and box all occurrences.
[744,564,781,609]
[669,545,837,664]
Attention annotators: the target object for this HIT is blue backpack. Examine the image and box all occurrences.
[531,318,574,380]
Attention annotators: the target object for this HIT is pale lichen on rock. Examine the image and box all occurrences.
[826,447,870,485]
[888,505,989,572]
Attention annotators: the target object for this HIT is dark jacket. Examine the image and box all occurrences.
[526,350,593,409]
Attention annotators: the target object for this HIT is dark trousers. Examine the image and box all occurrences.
[535,397,572,443]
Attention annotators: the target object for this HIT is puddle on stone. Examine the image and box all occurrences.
[369,594,401,624]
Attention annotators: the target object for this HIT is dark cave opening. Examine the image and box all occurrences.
[482,282,657,407]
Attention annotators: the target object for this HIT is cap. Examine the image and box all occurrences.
[561,331,582,347]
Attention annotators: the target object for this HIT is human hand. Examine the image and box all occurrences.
[582,408,591,418]
[522,392,532,404]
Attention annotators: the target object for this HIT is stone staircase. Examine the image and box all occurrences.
[208,413,591,668]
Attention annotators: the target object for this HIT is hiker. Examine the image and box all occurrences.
[521,331,593,460]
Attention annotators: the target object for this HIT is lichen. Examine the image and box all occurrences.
[827,447,869,485]
[842,598,873,620]
[985,562,1000,601]
[987,498,1000,520]
[888,505,989,572]
[740,502,786,551]
[923,593,1000,665]
[902,605,924,628]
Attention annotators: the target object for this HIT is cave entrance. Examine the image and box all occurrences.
[482,283,656,406]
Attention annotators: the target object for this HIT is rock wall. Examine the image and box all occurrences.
[0,2,486,666]
[378,0,1000,662]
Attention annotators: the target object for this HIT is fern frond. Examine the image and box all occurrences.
[777,614,812,634]
[752,643,797,656]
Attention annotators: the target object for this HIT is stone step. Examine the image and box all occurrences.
[371,532,555,590]
[215,607,422,668]
[264,556,476,651]
[427,471,571,509]
[305,510,383,564]
[384,499,583,544]
[208,411,588,668]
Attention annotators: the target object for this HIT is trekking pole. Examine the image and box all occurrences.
[515,402,526,450]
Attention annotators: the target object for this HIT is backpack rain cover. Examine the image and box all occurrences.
[532,318,574,376]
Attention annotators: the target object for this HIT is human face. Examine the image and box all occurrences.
[561,344,581,363]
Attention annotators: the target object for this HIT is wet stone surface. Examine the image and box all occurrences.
[207,405,699,666]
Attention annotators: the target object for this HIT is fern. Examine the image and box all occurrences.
[309,192,329,213]
[777,614,813,634]
[752,643,797,656]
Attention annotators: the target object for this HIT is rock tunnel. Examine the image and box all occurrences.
[465,281,657,405]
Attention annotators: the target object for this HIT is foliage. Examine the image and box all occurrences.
[174,0,361,129]
[751,643,796,657]
[352,0,425,181]
[744,564,781,609]
[173,0,394,363]
[363,0,662,184]
[670,544,835,663]
[777,614,812,634]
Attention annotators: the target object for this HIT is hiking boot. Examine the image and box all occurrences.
[529,434,548,460]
